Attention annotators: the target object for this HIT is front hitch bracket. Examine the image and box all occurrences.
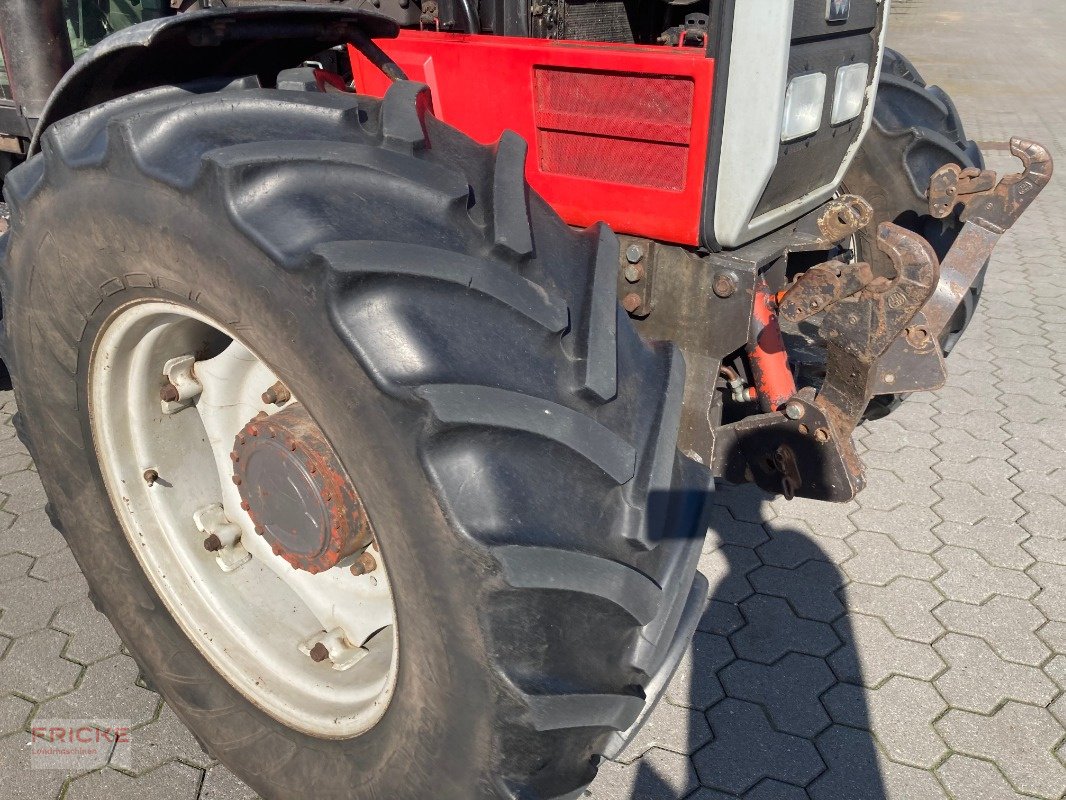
[713,138,1053,502]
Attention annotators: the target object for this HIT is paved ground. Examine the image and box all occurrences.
[2,1,1065,798]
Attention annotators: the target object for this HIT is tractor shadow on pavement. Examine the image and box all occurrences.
[597,483,887,800]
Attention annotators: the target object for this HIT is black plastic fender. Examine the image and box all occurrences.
[29,5,398,155]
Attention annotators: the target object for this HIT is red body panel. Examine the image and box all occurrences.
[350,32,715,245]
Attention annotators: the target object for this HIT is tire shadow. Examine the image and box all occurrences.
[590,482,887,800]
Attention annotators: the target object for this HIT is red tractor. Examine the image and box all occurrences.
[0,2,1051,798]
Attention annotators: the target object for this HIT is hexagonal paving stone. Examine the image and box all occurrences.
[0,571,89,637]
[0,508,62,559]
[0,695,32,738]
[933,519,1033,569]
[933,545,1038,604]
[1016,492,1066,539]
[1038,620,1066,652]
[729,595,839,664]
[66,761,202,800]
[693,699,824,795]
[936,702,1066,798]
[0,471,48,517]
[852,468,940,513]
[705,504,769,549]
[934,595,1051,665]
[613,697,711,763]
[1024,534,1066,565]
[848,504,942,553]
[51,596,123,665]
[0,628,82,701]
[748,560,846,623]
[827,676,947,769]
[845,577,945,644]
[122,702,214,776]
[28,548,82,582]
[199,765,260,800]
[713,483,777,525]
[756,522,852,569]
[591,747,700,800]
[0,730,71,800]
[37,654,158,729]
[664,631,733,712]
[829,613,945,687]
[0,553,33,584]
[931,480,1024,527]
[936,754,1029,800]
[842,530,941,586]
[698,545,758,604]
[933,633,1056,713]
[810,725,947,800]
[697,599,745,637]
[1030,562,1066,621]
[719,653,835,738]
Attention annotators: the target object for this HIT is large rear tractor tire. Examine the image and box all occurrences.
[844,48,986,417]
[0,77,710,800]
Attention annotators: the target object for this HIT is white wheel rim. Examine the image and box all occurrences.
[89,300,398,738]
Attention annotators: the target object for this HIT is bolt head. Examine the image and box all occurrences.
[159,383,180,403]
[625,244,644,264]
[309,642,330,663]
[622,293,642,314]
[350,551,378,576]
[713,270,738,299]
[623,263,645,283]
[143,469,158,486]
[784,401,805,420]
[203,534,223,552]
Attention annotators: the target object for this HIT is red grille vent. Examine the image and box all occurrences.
[533,67,695,191]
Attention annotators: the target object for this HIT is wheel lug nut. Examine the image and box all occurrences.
[203,534,222,552]
[350,551,377,577]
[309,642,330,663]
[159,383,180,403]
[262,381,292,406]
[143,469,159,487]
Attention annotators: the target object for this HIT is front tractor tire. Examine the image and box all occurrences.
[0,80,710,799]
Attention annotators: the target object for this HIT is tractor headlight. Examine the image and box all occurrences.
[831,63,870,125]
[781,72,827,142]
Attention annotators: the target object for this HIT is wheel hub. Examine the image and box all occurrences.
[232,404,374,573]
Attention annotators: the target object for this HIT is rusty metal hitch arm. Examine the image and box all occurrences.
[712,138,1053,503]
[714,224,940,501]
